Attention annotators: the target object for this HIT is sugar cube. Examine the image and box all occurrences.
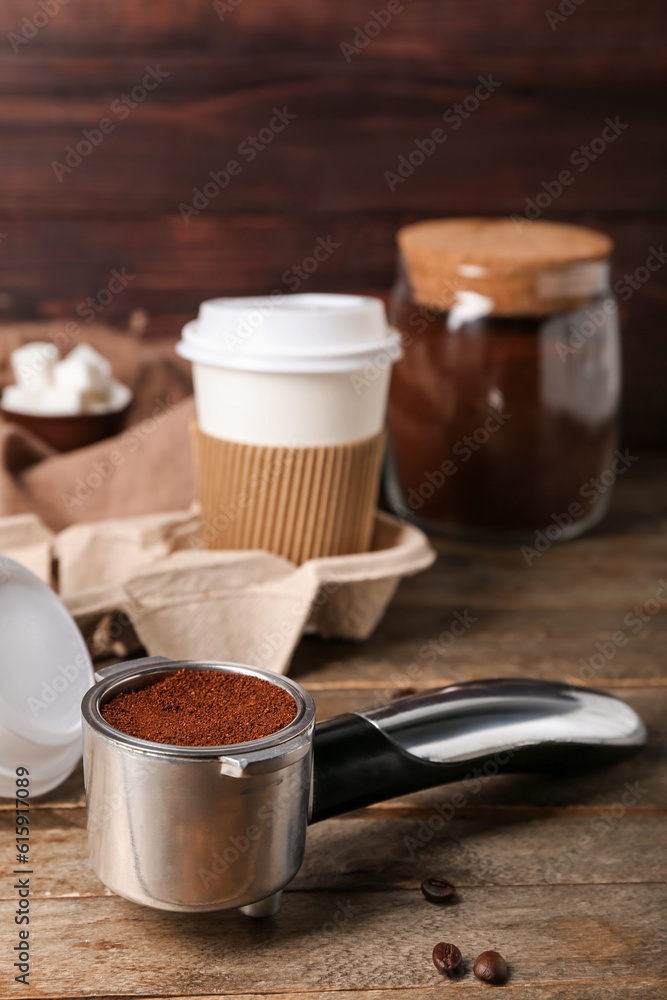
[5,341,130,419]
[67,343,112,379]
[55,353,107,395]
[10,342,60,389]
[2,385,37,414]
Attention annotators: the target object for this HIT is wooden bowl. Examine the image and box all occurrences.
[0,400,132,452]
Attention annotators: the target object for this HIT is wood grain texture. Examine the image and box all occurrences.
[0,887,665,997]
[2,216,665,305]
[0,809,664,900]
[0,0,215,48]
[0,459,666,998]
[27,991,663,1000]
[0,1,665,445]
[1,1,665,92]
[0,85,663,215]
[291,604,667,682]
[0,6,665,994]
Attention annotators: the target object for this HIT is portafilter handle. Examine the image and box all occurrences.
[310,678,646,822]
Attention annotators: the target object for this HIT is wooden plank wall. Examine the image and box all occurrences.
[0,0,665,448]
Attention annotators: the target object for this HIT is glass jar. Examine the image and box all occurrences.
[386,218,621,543]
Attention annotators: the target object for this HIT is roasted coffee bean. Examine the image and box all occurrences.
[391,686,417,699]
[421,876,456,903]
[473,950,508,985]
[432,942,462,973]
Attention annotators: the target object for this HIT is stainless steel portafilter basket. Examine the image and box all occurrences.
[82,657,646,916]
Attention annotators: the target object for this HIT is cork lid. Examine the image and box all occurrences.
[398,218,614,316]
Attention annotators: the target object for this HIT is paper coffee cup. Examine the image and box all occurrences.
[177,294,402,562]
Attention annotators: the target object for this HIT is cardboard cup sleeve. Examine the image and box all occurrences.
[193,425,386,564]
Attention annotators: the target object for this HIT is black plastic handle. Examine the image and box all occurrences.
[310,678,646,823]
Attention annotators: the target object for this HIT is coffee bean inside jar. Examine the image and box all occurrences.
[386,218,620,543]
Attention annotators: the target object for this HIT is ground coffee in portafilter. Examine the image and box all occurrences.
[101,669,297,746]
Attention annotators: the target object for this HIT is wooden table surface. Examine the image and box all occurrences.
[2,457,666,999]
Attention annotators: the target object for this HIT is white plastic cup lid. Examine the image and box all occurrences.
[0,556,94,749]
[176,293,402,373]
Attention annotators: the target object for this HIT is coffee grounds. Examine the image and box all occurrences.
[101,669,297,746]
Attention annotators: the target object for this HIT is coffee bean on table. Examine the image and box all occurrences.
[391,686,417,699]
[432,942,462,973]
[421,876,456,903]
[473,950,508,985]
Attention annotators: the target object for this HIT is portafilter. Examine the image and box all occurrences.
[82,657,646,915]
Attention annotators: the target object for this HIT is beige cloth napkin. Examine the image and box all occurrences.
[0,322,195,530]
[4,508,435,674]
[0,512,53,582]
